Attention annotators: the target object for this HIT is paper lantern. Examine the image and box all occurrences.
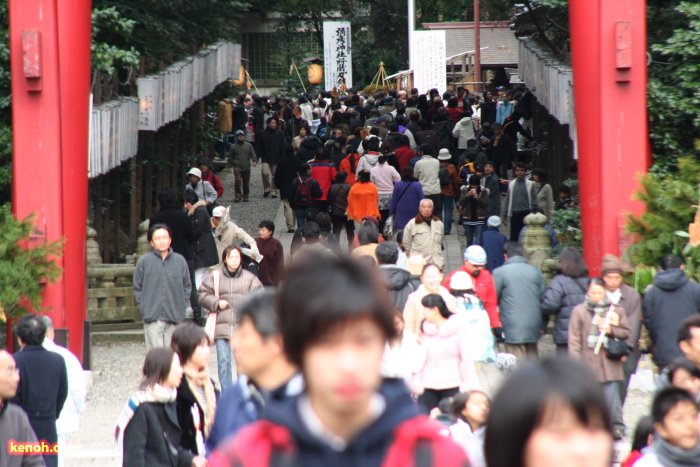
[308,64,323,85]
[232,66,245,86]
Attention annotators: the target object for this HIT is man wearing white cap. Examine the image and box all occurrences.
[443,245,502,337]
[210,206,259,258]
[184,167,218,208]
[475,216,508,271]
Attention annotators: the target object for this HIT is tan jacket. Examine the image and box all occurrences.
[212,219,259,259]
[198,265,263,340]
[403,215,444,269]
[568,303,630,382]
[403,285,457,335]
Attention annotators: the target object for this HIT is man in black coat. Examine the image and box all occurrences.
[274,148,302,233]
[150,187,203,325]
[183,191,219,294]
[11,314,67,467]
[258,117,287,198]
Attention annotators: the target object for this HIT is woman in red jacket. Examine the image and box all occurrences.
[309,147,337,212]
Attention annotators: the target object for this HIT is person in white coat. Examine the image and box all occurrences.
[381,312,426,388]
[40,316,87,467]
[444,391,490,467]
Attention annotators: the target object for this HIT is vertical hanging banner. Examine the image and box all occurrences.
[411,30,447,94]
[323,21,352,91]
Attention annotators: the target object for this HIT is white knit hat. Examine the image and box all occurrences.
[450,271,474,290]
[187,167,202,179]
[487,216,502,228]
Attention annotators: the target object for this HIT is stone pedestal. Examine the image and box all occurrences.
[86,226,102,266]
[521,212,551,271]
[135,220,151,261]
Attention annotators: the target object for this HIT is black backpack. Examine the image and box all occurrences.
[438,166,450,186]
[294,175,312,207]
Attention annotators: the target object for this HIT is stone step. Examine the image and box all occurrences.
[91,322,142,332]
[91,329,144,344]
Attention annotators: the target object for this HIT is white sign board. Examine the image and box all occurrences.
[138,77,162,131]
[323,21,352,91]
[411,30,447,94]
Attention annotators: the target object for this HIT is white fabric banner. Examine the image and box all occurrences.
[411,30,447,94]
[323,21,352,91]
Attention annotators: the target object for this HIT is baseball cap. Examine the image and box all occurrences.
[212,206,226,218]
[235,130,245,136]
[187,167,202,179]
[463,245,487,265]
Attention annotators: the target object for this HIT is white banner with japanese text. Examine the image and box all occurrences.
[323,22,352,91]
[411,30,446,94]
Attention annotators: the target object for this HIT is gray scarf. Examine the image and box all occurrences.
[653,435,700,467]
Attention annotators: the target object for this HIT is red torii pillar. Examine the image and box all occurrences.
[570,0,650,276]
[9,0,91,360]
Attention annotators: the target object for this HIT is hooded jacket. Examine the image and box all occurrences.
[346,182,380,221]
[208,379,470,467]
[185,179,218,204]
[643,268,700,366]
[189,201,219,269]
[378,265,415,312]
[452,117,477,149]
[474,226,507,272]
[443,268,501,328]
[541,275,590,344]
[133,249,191,323]
[356,153,380,176]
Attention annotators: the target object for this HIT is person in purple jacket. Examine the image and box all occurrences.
[388,166,424,240]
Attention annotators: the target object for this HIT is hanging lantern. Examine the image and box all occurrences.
[308,64,323,85]
[233,66,245,86]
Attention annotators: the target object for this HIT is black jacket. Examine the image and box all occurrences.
[379,265,415,312]
[175,378,216,455]
[11,345,68,447]
[288,174,323,210]
[327,183,351,217]
[258,128,287,165]
[274,156,303,200]
[297,135,323,161]
[489,133,517,163]
[150,206,195,261]
[644,268,700,366]
[189,202,219,270]
[541,275,589,344]
[123,401,195,467]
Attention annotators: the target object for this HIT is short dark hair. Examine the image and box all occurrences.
[157,187,177,208]
[367,137,380,152]
[503,241,524,258]
[237,289,279,339]
[531,168,548,183]
[357,170,371,183]
[677,314,700,344]
[652,387,698,425]
[666,357,700,384]
[401,166,414,182]
[484,161,495,169]
[661,254,683,270]
[421,293,452,318]
[148,223,172,242]
[587,277,606,289]
[376,242,399,265]
[558,184,571,195]
[485,358,610,467]
[556,246,589,278]
[514,162,528,171]
[278,254,397,367]
[336,171,348,183]
[357,221,379,246]
[222,245,242,264]
[299,162,311,174]
[302,221,320,242]
[15,314,46,346]
[314,212,332,232]
[304,208,320,223]
[182,190,199,205]
[258,220,275,233]
[492,123,503,131]
[171,322,209,365]
[140,347,176,390]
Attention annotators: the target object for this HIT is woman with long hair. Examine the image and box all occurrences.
[413,293,480,413]
[292,124,310,154]
[370,153,401,235]
[171,323,217,457]
[531,168,554,220]
[118,348,206,466]
[542,246,590,353]
[198,246,263,390]
[446,391,490,467]
[339,146,359,185]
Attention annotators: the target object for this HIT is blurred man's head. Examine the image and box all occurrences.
[0,351,19,400]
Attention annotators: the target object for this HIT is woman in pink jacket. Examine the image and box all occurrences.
[414,293,481,413]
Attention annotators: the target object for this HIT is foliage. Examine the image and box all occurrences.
[0,2,10,207]
[91,7,140,77]
[416,0,516,23]
[0,206,63,319]
[548,204,581,259]
[625,156,700,281]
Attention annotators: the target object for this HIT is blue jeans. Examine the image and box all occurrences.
[441,196,456,234]
[295,209,308,229]
[215,338,233,390]
[464,223,485,246]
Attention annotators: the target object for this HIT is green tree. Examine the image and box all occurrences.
[0,2,11,207]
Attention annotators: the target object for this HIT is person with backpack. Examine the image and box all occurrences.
[438,150,461,235]
[288,162,323,230]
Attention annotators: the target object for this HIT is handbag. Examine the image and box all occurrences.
[604,337,630,360]
[204,269,219,342]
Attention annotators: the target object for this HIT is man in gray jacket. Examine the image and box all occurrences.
[133,223,191,350]
[493,241,546,362]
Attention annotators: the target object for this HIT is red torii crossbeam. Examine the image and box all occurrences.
[570,0,650,275]
[9,0,91,359]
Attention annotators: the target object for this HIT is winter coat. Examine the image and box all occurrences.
[188,201,219,269]
[370,163,401,196]
[198,265,263,340]
[122,401,195,467]
[389,181,424,229]
[415,314,481,392]
[356,152,380,176]
[381,331,426,383]
[568,303,630,382]
[216,99,233,132]
[43,338,87,435]
[537,183,554,220]
[232,103,247,132]
[200,167,224,199]
[258,128,286,165]
[327,183,352,217]
[273,155,302,200]
[214,219,258,259]
[489,133,516,164]
[395,146,416,171]
[288,174,323,210]
[504,178,537,217]
[493,256,547,344]
[228,141,258,172]
[541,275,590,344]
[403,215,444,269]
[474,227,508,272]
[458,148,488,171]
[618,284,643,350]
[184,180,218,204]
[255,236,285,286]
[0,402,44,467]
[309,160,337,200]
[403,285,457,335]
[150,207,195,261]
[414,130,439,156]
[482,173,501,218]
[432,120,454,150]
[440,163,461,198]
[414,156,441,196]
[378,265,415,312]
[205,376,262,455]
[133,249,191,323]
[346,182,380,221]
[175,375,215,455]
[11,345,68,448]
[338,154,359,185]
[297,135,323,162]
[452,117,477,149]
[458,188,489,222]
[643,268,700,366]
[443,268,501,328]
